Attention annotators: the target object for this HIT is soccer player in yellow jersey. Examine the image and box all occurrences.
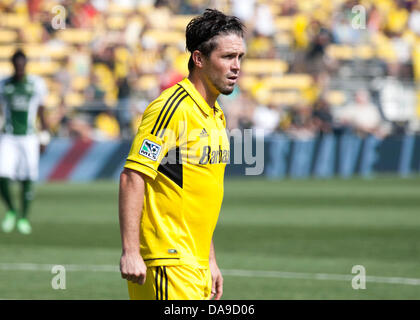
[118,9,245,300]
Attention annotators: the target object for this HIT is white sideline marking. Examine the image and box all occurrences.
[1,263,420,286]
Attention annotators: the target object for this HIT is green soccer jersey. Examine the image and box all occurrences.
[0,75,47,135]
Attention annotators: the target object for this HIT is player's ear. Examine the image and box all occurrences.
[192,50,204,69]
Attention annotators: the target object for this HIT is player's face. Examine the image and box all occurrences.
[13,56,26,79]
[202,33,245,95]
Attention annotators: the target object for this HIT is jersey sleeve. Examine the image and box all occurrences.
[34,76,48,106]
[124,96,185,180]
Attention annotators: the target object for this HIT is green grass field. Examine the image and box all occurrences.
[1,177,420,299]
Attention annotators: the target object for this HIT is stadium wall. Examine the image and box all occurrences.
[39,134,420,182]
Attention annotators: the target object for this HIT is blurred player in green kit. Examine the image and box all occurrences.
[0,50,50,234]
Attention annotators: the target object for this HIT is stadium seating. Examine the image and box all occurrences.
[0,0,417,137]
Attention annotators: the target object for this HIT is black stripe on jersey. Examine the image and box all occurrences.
[151,85,182,135]
[163,266,168,300]
[158,92,188,139]
[154,88,186,137]
[155,267,159,300]
[144,258,180,261]
[159,267,164,301]
[157,147,183,188]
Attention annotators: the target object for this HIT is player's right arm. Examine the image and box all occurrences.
[118,168,147,285]
[119,86,183,284]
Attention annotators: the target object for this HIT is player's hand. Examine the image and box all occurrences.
[209,261,223,300]
[38,130,50,155]
[120,251,147,285]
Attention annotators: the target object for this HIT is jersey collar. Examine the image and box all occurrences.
[177,78,221,117]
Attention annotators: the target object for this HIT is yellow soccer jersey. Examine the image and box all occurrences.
[124,78,229,268]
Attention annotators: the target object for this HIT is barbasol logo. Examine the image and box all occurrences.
[139,139,161,161]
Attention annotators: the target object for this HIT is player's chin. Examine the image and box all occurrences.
[220,85,235,95]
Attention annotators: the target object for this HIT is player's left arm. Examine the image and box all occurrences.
[37,105,50,153]
[36,77,50,153]
[38,105,49,131]
[209,239,223,300]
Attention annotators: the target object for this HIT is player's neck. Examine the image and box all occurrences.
[13,73,25,82]
[188,73,219,108]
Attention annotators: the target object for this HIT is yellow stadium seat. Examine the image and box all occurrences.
[326,45,354,60]
[136,75,159,91]
[274,16,294,31]
[45,93,60,109]
[413,42,420,81]
[24,44,68,60]
[239,76,258,91]
[0,61,61,76]
[275,33,292,46]
[269,91,301,105]
[268,3,282,16]
[43,78,55,90]
[355,45,375,60]
[375,43,397,62]
[0,29,17,43]
[325,90,347,106]
[106,15,127,30]
[71,76,89,91]
[0,45,16,59]
[108,2,133,14]
[136,2,154,14]
[0,62,12,76]
[242,59,288,75]
[142,29,185,46]
[93,63,115,92]
[65,92,85,107]
[173,52,189,77]
[170,15,196,31]
[56,29,93,44]
[0,13,28,28]
[263,74,313,90]
[0,44,68,60]
[95,112,120,139]
[22,23,43,43]
[27,61,61,75]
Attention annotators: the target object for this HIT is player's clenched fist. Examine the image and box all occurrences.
[120,252,147,285]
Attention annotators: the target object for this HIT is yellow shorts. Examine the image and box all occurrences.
[127,264,212,300]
